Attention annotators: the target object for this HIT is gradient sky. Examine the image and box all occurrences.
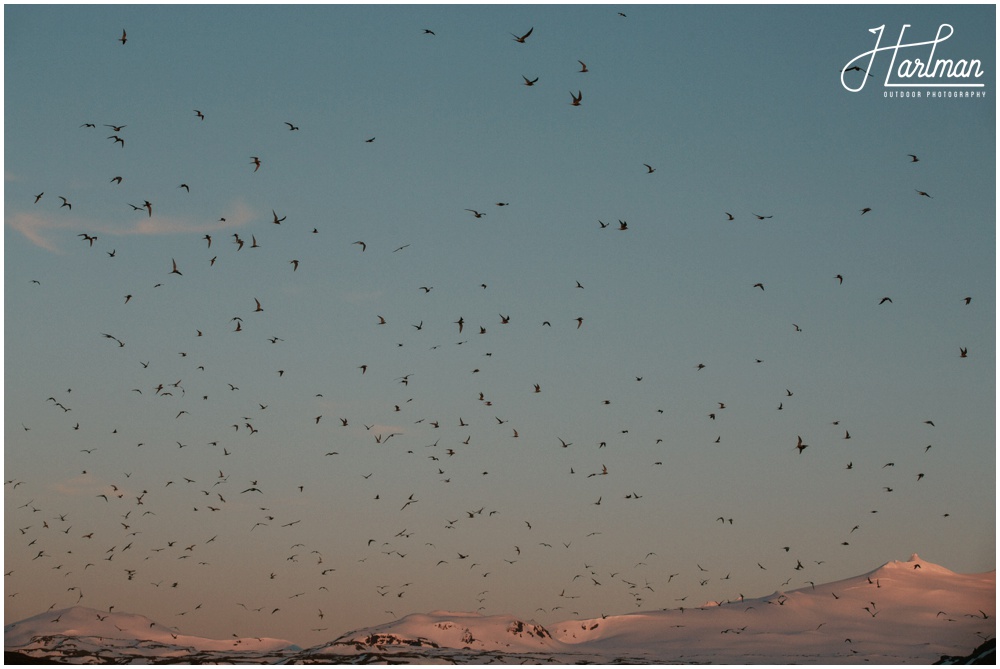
[4,4,995,645]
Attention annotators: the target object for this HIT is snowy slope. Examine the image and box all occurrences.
[547,554,995,663]
[5,555,994,664]
[4,606,298,663]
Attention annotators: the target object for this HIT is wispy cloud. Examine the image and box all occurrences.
[49,472,124,498]
[7,212,73,253]
[117,201,254,236]
[7,201,256,251]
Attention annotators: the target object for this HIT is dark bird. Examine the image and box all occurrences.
[795,435,808,454]
[725,212,734,220]
[908,154,920,162]
[143,200,152,217]
[465,209,486,218]
[571,90,583,106]
[34,193,43,203]
[843,65,873,77]
[59,196,72,210]
[511,27,533,43]
[860,207,871,214]
[753,213,773,220]
[578,60,588,72]
[960,347,967,358]
[643,164,655,173]
[118,29,127,45]
[423,29,435,35]
[522,75,538,86]
[284,122,299,131]
[879,297,892,304]
[915,189,932,198]
[251,156,261,172]
[194,109,204,120]
[170,259,182,276]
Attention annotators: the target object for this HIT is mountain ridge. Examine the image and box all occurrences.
[6,554,994,664]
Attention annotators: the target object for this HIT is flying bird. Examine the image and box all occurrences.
[842,65,873,77]
[795,436,808,454]
[118,29,127,45]
[170,259,182,276]
[643,164,655,173]
[522,75,539,86]
[194,109,204,120]
[578,60,588,72]
[284,122,299,131]
[251,156,261,172]
[511,27,533,43]
[571,90,583,106]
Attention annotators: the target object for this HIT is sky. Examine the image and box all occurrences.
[4,3,996,646]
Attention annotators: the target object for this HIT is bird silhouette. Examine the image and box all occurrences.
[511,27,533,43]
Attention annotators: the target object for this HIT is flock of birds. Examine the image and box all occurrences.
[5,15,985,644]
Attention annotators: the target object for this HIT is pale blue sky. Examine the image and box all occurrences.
[5,4,995,644]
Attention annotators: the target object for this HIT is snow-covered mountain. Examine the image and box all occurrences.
[5,555,994,664]
[4,606,299,663]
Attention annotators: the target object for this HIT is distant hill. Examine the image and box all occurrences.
[6,554,994,664]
